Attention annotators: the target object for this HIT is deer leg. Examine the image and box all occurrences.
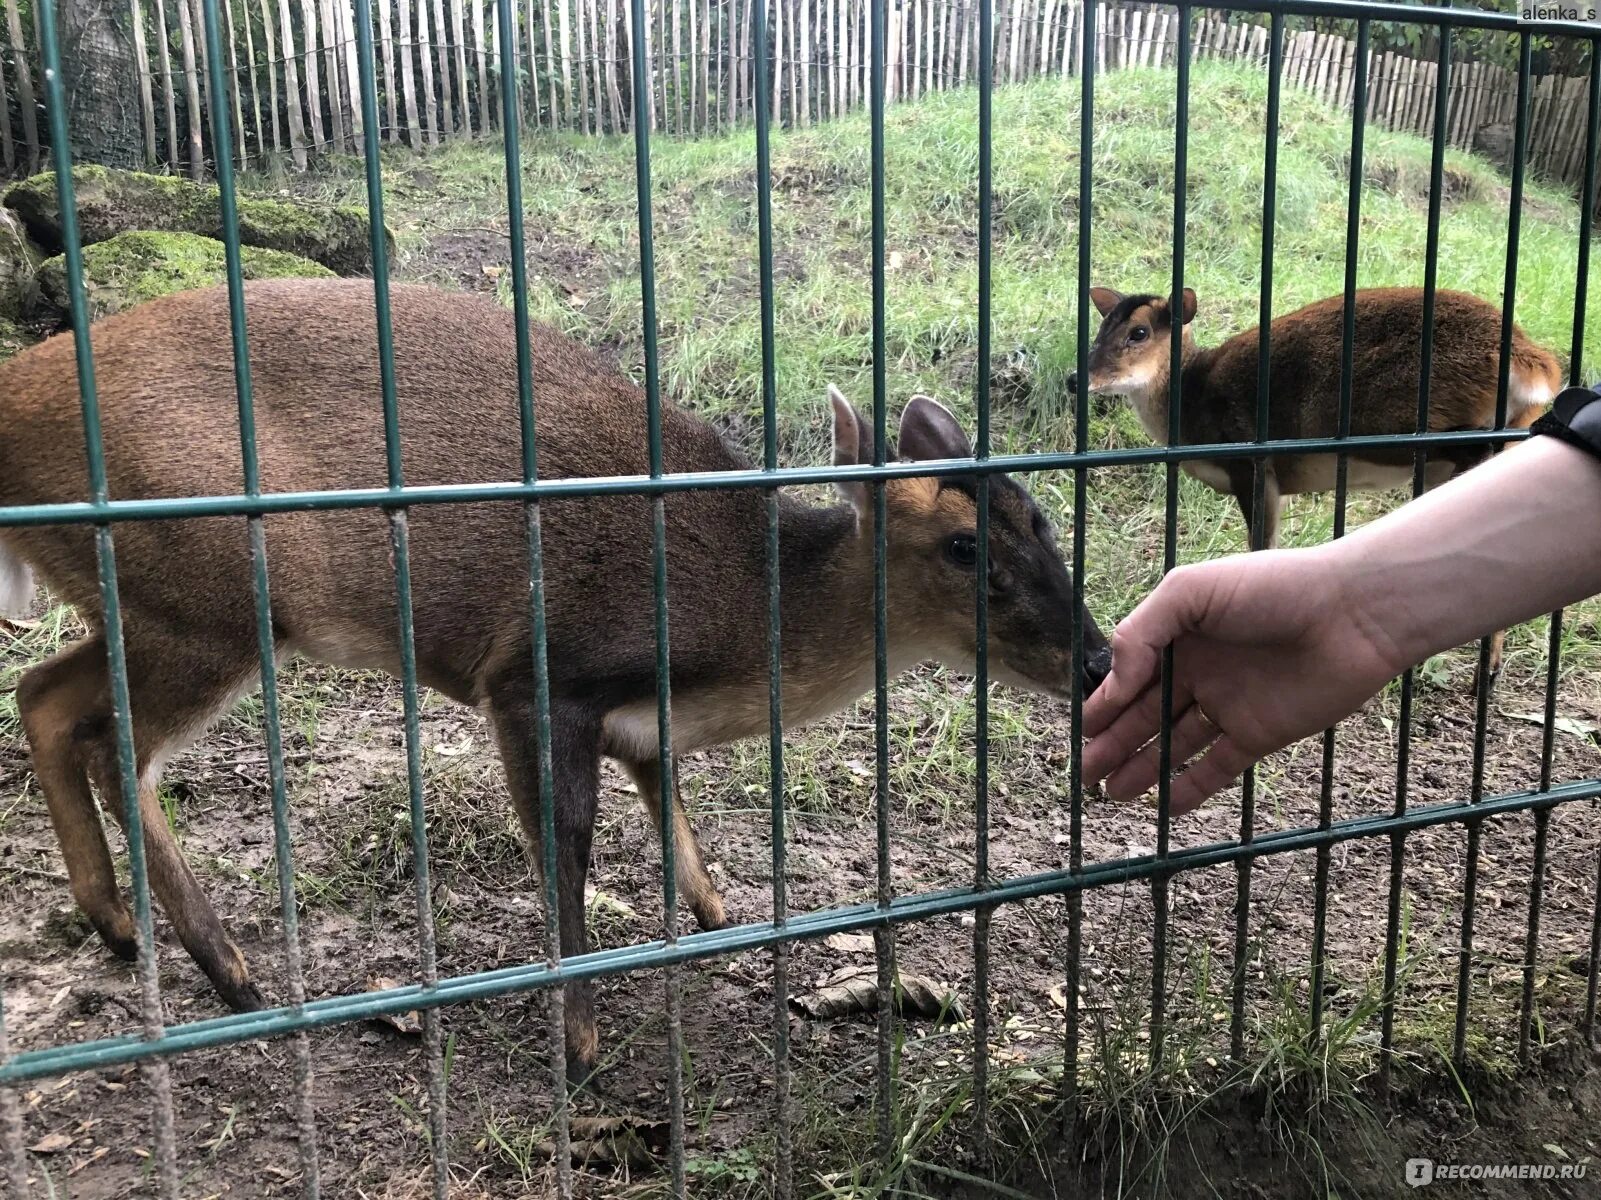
[22,629,263,1008]
[88,638,264,1011]
[1231,463,1282,552]
[489,691,604,1083]
[623,757,727,932]
[16,635,138,961]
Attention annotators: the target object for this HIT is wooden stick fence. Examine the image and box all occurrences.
[1,2,1594,202]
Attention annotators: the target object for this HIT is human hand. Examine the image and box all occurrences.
[1081,548,1406,814]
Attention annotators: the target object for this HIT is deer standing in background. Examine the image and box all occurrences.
[0,279,1111,1080]
[1068,285,1561,687]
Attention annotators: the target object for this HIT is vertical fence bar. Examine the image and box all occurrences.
[36,2,182,1191]
[198,0,323,1187]
[494,0,574,1187]
[1577,38,1601,1045]
[1379,25,1450,1093]
[627,0,687,1189]
[1312,13,1368,1049]
[348,5,451,1185]
[750,0,791,1187]
[1232,6,1282,1066]
[1458,30,1532,1069]
[0,986,24,1196]
[970,0,994,1163]
[870,0,897,1163]
[1063,0,1094,1104]
[1150,1,1189,1072]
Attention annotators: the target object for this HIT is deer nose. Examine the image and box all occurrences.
[1065,370,1079,395]
[1083,645,1112,696]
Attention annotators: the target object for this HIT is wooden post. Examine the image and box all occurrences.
[610,0,626,130]
[387,0,406,138]
[569,0,585,131]
[415,0,440,140]
[345,0,366,139]
[430,0,455,134]
[319,0,348,151]
[273,0,309,164]
[0,35,11,171]
[694,0,707,130]
[799,0,810,122]
[150,0,180,166]
[411,0,431,137]
[130,0,159,164]
[578,0,593,132]
[222,0,248,165]
[175,0,206,174]
[450,0,471,134]
[771,0,782,120]
[393,0,423,143]
[242,0,275,155]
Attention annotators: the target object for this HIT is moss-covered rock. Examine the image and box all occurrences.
[36,231,334,323]
[5,165,390,276]
[0,208,40,322]
[0,316,36,363]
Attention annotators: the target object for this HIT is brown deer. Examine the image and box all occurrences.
[1067,285,1561,685]
[0,278,1111,1080]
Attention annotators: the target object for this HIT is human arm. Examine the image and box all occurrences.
[1081,434,1601,814]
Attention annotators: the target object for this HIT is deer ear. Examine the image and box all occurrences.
[897,395,972,462]
[1089,287,1123,318]
[829,385,870,515]
[1175,287,1197,325]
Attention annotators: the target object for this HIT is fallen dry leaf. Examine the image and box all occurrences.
[28,1132,73,1154]
[540,1115,669,1168]
[1505,710,1601,742]
[823,931,874,954]
[364,977,423,1037]
[792,969,964,1022]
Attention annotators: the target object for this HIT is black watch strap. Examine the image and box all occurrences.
[1532,383,1601,464]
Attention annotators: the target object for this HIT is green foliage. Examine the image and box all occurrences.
[4,164,388,274]
[34,230,333,321]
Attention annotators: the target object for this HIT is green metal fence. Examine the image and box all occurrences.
[2,0,1600,1196]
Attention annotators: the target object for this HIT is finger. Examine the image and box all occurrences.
[1081,682,1165,785]
[1168,736,1259,815]
[1083,566,1220,740]
[1103,703,1223,803]
[1082,629,1161,740]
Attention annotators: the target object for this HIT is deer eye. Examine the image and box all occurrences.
[1128,326,1149,343]
[945,535,978,568]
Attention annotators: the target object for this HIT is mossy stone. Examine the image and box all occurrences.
[36,230,334,323]
[4,165,389,276]
[0,208,39,322]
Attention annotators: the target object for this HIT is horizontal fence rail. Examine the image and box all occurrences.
[1,0,1600,1196]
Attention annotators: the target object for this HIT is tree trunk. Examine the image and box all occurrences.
[380,0,400,139]
[151,0,179,164]
[259,0,286,155]
[239,0,269,158]
[394,0,422,143]
[173,0,205,175]
[129,0,158,164]
[222,0,248,166]
[0,28,12,170]
[276,0,309,166]
[301,0,327,149]
[57,0,148,166]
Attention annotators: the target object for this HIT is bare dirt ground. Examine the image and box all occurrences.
[4,606,1599,1197]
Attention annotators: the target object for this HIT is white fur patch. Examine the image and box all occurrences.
[0,543,34,617]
